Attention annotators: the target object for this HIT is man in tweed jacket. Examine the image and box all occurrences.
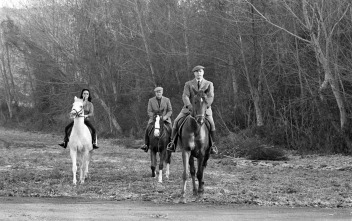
[167,65,218,154]
[140,86,173,152]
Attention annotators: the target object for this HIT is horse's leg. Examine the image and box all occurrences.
[81,150,89,184]
[70,149,77,185]
[165,147,171,180]
[78,153,84,184]
[158,151,164,183]
[181,150,190,203]
[197,156,205,195]
[189,156,197,196]
[150,149,156,177]
[85,151,91,179]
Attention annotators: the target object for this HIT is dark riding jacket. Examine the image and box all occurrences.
[147,96,172,124]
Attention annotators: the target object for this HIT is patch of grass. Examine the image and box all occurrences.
[1,126,352,208]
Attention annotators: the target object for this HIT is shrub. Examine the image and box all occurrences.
[218,131,288,161]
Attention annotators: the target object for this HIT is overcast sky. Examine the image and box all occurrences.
[0,0,26,8]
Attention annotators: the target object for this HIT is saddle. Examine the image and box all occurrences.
[68,125,92,136]
[177,114,211,136]
[147,123,171,137]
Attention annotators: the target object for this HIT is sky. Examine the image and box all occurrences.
[0,0,26,8]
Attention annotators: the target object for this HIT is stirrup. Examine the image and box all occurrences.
[167,142,176,152]
[140,144,148,152]
[210,145,218,154]
[59,142,66,148]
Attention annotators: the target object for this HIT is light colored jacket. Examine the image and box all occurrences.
[147,96,172,124]
[181,78,214,116]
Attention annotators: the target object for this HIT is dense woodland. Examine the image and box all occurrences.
[1,0,352,153]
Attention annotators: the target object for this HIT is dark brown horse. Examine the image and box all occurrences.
[179,87,210,203]
[149,113,172,183]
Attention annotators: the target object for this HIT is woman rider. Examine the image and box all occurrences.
[59,89,99,149]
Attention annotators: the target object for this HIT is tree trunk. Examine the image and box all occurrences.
[228,54,239,110]
[92,91,122,134]
[134,0,156,86]
[0,55,13,118]
[182,4,191,78]
[5,44,17,104]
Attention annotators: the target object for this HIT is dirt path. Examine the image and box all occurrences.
[1,197,351,221]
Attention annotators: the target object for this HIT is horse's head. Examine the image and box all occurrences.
[153,114,162,137]
[191,87,208,125]
[70,96,84,119]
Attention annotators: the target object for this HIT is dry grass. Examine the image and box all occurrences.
[0,127,352,208]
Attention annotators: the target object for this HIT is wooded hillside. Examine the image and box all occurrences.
[1,0,352,153]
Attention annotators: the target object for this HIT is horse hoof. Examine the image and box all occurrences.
[193,190,198,196]
[180,197,187,204]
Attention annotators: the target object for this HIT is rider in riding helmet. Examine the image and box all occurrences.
[167,65,218,154]
[59,89,99,149]
[140,86,173,152]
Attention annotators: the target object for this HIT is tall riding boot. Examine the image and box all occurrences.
[92,133,99,149]
[58,132,69,148]
[167,127,178,152]
[209,130,218,154]
[140,126,150,152]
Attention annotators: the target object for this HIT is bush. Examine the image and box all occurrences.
[218,131,288,161]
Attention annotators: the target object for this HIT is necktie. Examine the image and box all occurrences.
[198,81,200,90]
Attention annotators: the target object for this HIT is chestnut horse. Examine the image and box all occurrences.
[149,113,172,183]
[179,88,210,203]
[68,96,93,185]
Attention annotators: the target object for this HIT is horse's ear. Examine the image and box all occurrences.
[74,96,78,101]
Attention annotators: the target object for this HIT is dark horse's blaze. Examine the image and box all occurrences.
[148,113,172,183]
[179,87,211,203]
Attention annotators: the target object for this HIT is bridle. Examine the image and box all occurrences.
[71,104,84,118]
[193,96,206,125]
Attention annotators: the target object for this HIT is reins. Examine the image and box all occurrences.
[71,107,84,118]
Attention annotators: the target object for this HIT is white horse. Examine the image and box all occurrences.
[68,96,93,185]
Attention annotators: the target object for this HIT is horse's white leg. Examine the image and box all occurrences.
[165,163,170,180]
[79,162,83,184]
[158,152,164,183]
[158,168,163,183]
[85,152,90,179]
[70,149,77,185]
[80,151,89,184]
[165,147,171,180]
